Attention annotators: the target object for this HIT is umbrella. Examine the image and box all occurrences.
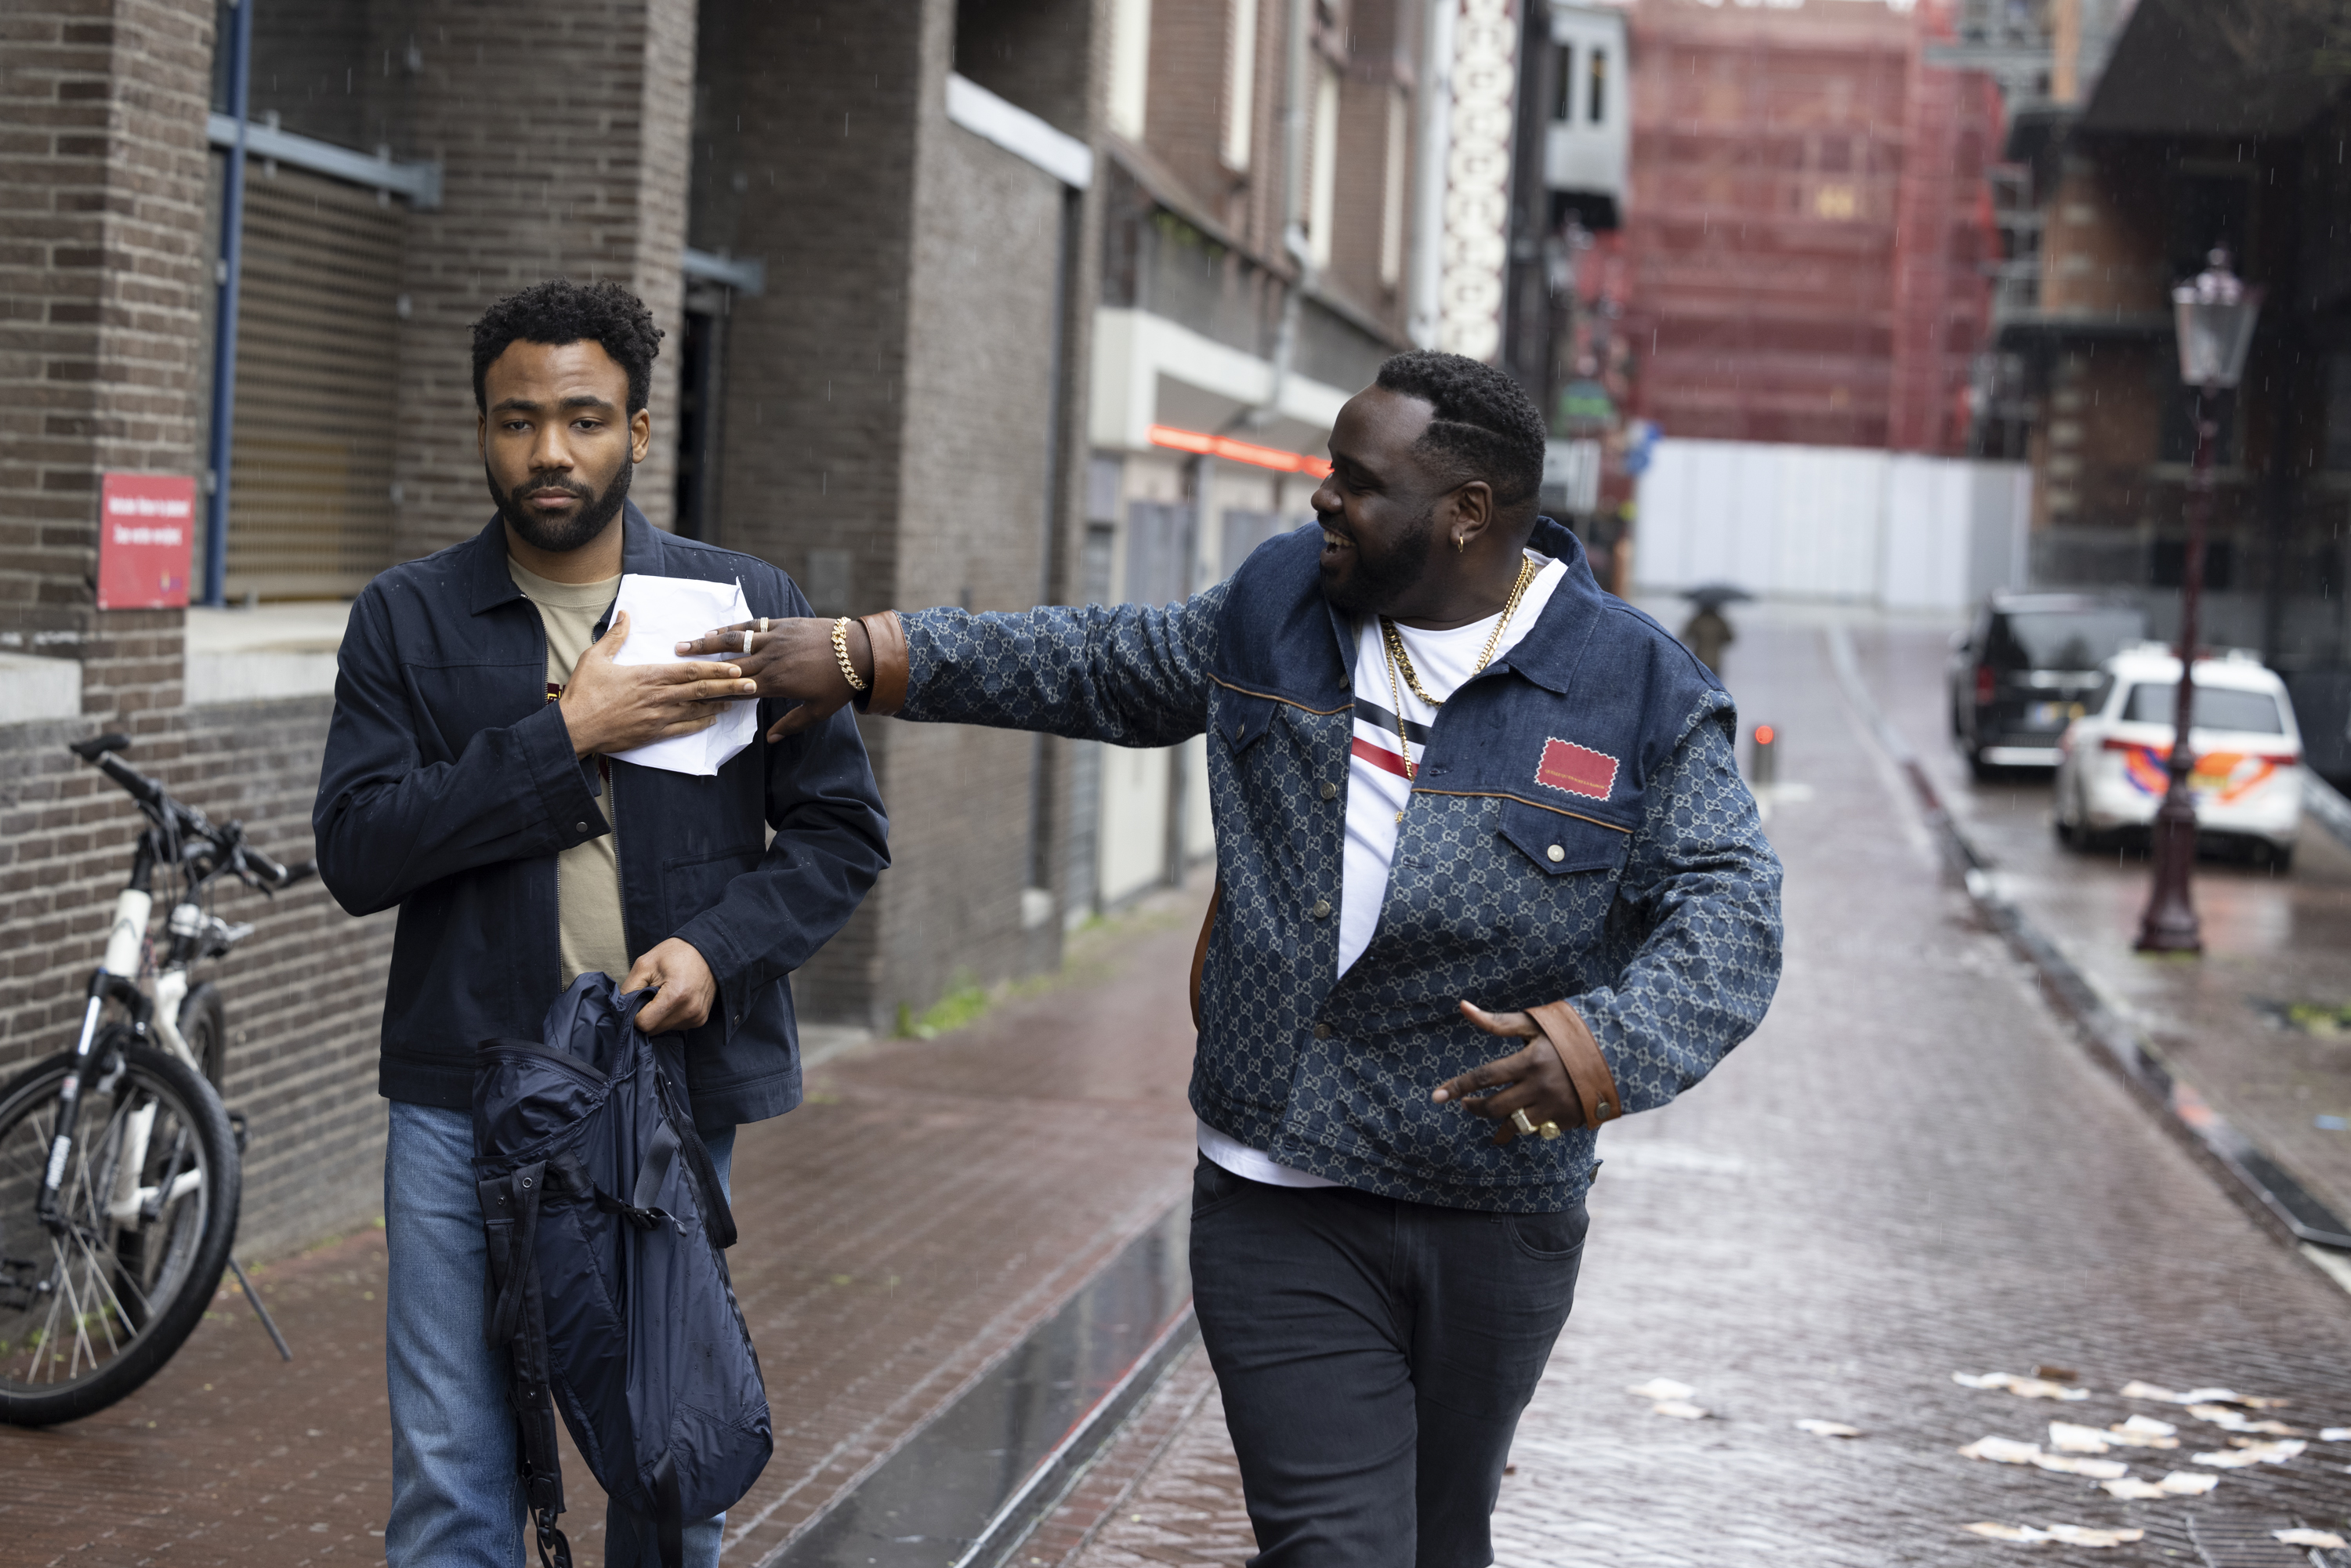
[1682,584,1755,610]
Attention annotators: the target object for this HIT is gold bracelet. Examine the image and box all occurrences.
[831,616,870,693]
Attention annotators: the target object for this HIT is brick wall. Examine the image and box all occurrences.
[886,2,1085,1012]
[2038,151,2169,317]
[690,0,928,1024]
[0,0,389,1262]
[2,0,707,1265]
[1142,0,1241,224]
[690,0,1110,1026]
[173,696,393,1259]
[386,0,695,562]
[0,0,213,654]
[0,0,216,1088]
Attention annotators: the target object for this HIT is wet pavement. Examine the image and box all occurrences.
[10,610,2351,1567]
[1844,617,2351,1238]
[1049,610,2351,1568]
[0,891,1212,1567]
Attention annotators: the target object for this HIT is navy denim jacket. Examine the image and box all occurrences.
[896,520,1781,1211]
[313,507,889,1126]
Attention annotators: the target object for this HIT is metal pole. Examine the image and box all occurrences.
[201,0,254,608]
[2135,386,2213,954]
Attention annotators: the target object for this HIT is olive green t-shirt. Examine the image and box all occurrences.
[508,559,632,989]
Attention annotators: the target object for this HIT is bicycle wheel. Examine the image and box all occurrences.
[0,1034,240,1425]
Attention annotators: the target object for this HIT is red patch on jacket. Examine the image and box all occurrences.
[1535,738,1618,801]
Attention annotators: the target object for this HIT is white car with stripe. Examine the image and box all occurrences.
[2054,645,2302,867]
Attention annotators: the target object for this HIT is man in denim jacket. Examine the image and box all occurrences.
[685,352,1781,1566]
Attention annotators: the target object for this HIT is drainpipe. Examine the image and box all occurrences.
[201,0,254,607]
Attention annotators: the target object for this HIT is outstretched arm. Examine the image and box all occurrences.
[679,583,1230,749]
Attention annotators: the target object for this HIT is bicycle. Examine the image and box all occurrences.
[0,732,313,1425]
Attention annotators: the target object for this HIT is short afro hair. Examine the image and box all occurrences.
[471,278,663,415]
[1374,349,1546,508]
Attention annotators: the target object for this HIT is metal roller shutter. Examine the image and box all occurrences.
[223,164,402,599]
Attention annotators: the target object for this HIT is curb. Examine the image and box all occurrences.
[1823,628,2351,1260]
[2306,766,2351,854]
[760,1205,1197,1568]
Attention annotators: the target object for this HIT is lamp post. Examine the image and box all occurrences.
[2134,248,2262,954]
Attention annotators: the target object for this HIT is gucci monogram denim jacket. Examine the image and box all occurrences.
[892,519,1783,1212]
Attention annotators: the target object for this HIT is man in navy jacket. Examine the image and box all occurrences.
[683,352,1781,1567]
[315,281,888,1566]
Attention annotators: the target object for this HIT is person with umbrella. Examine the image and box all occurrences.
[1679,584,1751,677]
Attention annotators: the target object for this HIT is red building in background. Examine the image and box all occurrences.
[1607,0,2002,456]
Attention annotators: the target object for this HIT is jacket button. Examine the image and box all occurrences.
[1319,780,1338,801]
[1546,844,1565,863]
[1311,899,1331,918]
[1313,1023,1332,1039]
[574,820,590,835]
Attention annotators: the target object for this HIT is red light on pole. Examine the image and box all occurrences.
[1749,724,1778,787]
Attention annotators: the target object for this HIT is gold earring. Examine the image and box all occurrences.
[1454,533,1466,553]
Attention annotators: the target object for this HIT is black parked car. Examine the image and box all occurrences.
[1948,593,2147,778]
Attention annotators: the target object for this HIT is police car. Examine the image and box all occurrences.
[2053,643,2303,868]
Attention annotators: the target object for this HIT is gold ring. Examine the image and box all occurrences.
[1538,1121,1563,1140]
[1510,1109,1538,1137]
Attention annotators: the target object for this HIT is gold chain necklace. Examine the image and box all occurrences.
[1379,556,1538,712]
[1376,556,1539,794]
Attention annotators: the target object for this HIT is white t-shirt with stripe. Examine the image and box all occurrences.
[1195,549,1569,1189]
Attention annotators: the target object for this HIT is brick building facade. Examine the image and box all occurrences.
[1983,0,2351,779]
[1601,0,2001,454]
[1,0,1451,1255]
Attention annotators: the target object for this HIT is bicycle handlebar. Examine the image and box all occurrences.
[69,734,313,893]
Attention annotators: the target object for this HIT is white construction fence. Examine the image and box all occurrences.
[1632,439,2032,613]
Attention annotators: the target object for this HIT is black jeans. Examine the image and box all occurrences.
[1188,1156,1588,1568]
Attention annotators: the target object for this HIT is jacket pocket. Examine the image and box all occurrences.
[1496,798,1632,877]
[661,842,764,933]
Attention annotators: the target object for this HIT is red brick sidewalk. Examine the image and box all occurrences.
[0,887,1211,1567]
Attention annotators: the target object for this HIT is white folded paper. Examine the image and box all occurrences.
[607,574,757,777]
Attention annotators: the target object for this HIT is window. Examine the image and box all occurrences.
[1109,0,1151,139]
[1223,0,1258,171]
[1555,44,1576,121]
[2121,683,2285,734]
[1380,85,1408,288]
[1987,607,2146,670]
[1589,47,1607,125]
[1307,63,1339,271]
[1124,501,1194,606]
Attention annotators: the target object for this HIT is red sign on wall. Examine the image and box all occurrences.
[97,473,197,610]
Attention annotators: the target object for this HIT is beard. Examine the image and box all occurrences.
[1317,502,1436,617]
[488,457,632,553]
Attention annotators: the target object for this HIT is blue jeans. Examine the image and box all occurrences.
[384,1100,736,1567]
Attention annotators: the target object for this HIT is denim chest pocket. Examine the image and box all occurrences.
[1496,798,1632,877]
[1215,692,1277,755]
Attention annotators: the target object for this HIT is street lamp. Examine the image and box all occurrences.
[2135,248,2262,954]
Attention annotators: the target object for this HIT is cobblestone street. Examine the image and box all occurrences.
[1048,614,2351,1568]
